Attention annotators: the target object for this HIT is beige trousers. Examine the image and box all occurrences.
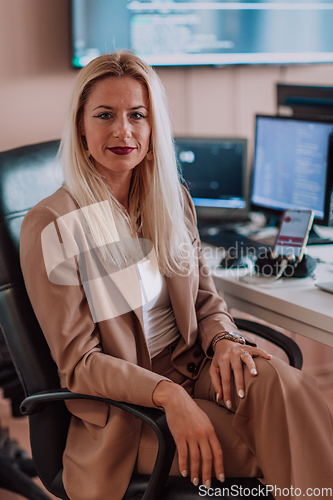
[136,346,333,499]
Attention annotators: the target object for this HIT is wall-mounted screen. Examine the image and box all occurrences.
[71,0,333,68]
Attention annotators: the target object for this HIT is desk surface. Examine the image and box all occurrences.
[208,241,333,347]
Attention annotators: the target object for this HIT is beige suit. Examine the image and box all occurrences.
[20,186,238,499]
[20,187,333,500]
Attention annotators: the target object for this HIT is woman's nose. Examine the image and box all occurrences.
[112,116,131,139]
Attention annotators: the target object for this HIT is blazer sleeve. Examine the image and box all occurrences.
[20,204,170,414]
[182,187,255,356]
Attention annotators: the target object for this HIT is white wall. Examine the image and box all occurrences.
[0,0,76,151]
[160,63,333,162]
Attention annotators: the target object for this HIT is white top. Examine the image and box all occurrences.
[140,271,180,358]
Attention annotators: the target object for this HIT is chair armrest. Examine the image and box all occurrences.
[234,318,303,370]
[21,388,176,500]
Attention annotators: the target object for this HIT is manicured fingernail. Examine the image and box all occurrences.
[181,470,187,477]
[216,393,220,403]
[205,480,211,489]
[193,477,199,486]
[219,473,225,483]
[238,389,245,398]
[251,368,257,375]
[226,400,232,409]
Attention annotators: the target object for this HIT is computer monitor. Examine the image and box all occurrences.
[70,0,333,68]
[250,115,333,227]
[174,137,248,222]
[277,84,333,121]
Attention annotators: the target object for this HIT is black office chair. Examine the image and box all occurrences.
[0,141,303,500]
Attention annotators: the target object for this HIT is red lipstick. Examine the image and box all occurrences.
[108,147,135,155]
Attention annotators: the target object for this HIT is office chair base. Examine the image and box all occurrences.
[0,424,51,500]
[0,457,51,500]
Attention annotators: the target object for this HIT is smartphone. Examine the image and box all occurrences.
[272,209,314,263]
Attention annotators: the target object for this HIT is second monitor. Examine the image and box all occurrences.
[174,136,248,223]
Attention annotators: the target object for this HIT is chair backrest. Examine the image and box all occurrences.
[0,141,70,496]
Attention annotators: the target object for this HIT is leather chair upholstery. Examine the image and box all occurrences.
[0,141,62,499]
[0,141,303,499]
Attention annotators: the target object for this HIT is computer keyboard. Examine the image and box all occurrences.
[200,229,272,258]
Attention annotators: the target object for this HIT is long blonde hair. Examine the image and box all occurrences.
[60,52,193,276]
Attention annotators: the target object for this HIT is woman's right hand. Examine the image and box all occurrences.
[152,381,224,488]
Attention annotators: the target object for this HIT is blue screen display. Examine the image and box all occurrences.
[71,0,333,67]
[251,116,333,220]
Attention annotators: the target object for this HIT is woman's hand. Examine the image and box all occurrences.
[152,381,224,488]
[210,339,272,409]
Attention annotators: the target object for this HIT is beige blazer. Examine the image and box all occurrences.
[20,186,238,500]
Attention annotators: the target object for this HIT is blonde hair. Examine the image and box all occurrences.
[60,52,193,275]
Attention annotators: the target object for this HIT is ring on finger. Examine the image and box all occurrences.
[240,350,249,361]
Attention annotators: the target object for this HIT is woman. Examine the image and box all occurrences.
[20,52,333,500]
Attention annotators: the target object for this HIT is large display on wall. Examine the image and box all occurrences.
[71,0,333,68]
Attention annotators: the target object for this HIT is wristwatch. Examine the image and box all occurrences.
[211,331,246,352]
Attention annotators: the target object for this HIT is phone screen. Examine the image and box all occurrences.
[273,210,314,261]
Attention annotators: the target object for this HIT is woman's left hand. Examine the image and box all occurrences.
[209,339,272,409]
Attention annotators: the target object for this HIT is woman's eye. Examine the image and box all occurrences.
[131,112,146,120]
[95,112,112,120]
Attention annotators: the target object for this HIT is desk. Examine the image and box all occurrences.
[208,242,333,347]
